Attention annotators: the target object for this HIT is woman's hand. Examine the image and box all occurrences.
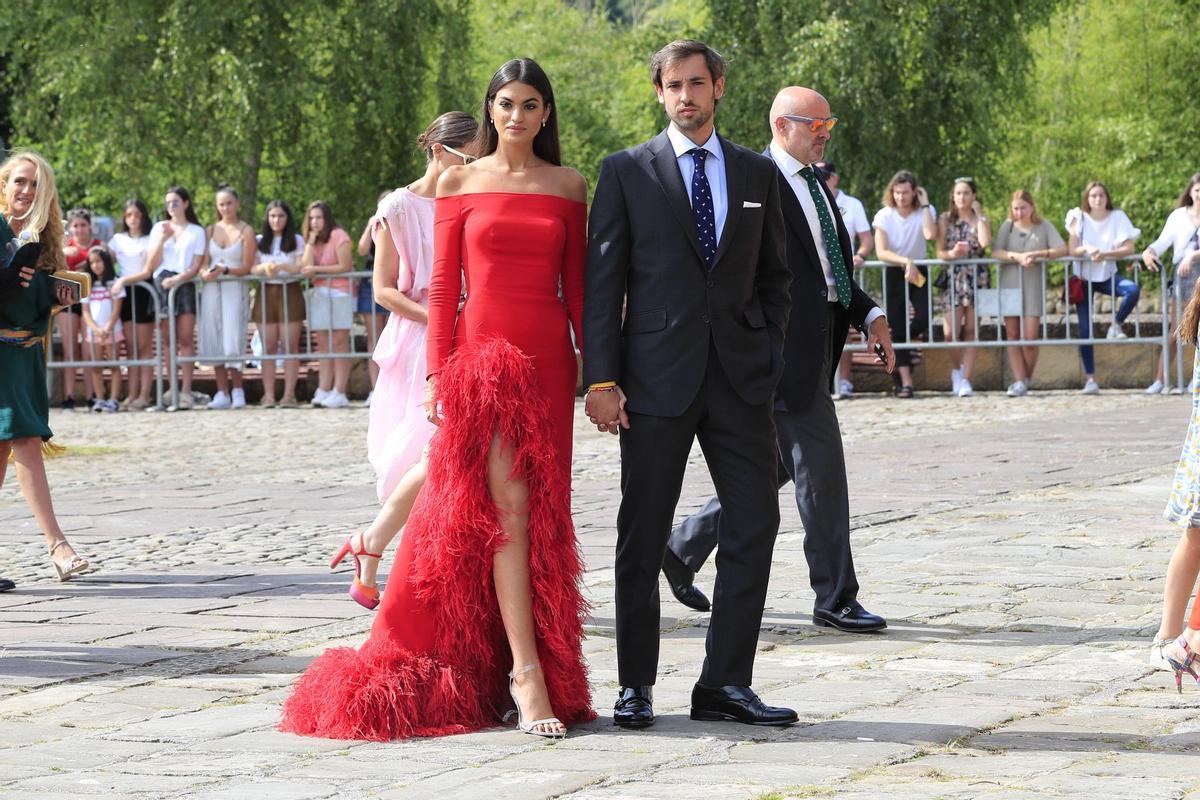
[300,264,320,279]
[424,377,441,426]
[53,282,76,307]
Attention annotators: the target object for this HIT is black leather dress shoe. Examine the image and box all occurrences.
[690,684,797,726]
[813,604,887,632]
[661,550,711,612]
[614,686,654,728]
[0,578,14,592]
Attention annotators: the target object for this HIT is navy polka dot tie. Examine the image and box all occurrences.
[689,148,718,270]
[799,166,851,309]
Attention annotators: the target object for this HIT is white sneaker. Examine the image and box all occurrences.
[1106,326,1128,340]
[1081,378,1100,395]
[951,367,963,394]
[311,388,330,407]
[1146,380,1165,395]
[206,391,231,410]
[230,388,246,409]
[1006,381,1028,397]
[322,391,350,409]
[957,379,974,398]
[838,379,854,399]
[365,391,373,408]
[100,399,119,413]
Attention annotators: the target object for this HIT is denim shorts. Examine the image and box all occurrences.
[153,271,197,316]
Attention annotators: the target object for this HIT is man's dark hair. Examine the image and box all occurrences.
[650,39,726,88]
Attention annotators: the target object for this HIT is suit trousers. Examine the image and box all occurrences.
[615,339,780,688]
[668,304,860,613]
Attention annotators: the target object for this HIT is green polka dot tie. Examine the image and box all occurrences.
[798,166,851,310]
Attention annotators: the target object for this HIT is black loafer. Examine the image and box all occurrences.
[614,685,654,728]
[0,578,14,592]
[690,684,797,726]
[661,550,711,612]
[813,604,887,632]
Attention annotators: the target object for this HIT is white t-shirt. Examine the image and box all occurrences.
[256,233,306,284]
[835,191,871,238]
[148,221,206,278]
[873,205,935,260]
[87,281,126,328]
[1066,208,1140,282]
[1148,206,1200,267]
[108,232,150,278]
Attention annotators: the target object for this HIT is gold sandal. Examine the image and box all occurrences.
[48,540,91,581]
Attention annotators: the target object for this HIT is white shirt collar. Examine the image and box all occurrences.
[768,140,808,177]
[667,124,722,162]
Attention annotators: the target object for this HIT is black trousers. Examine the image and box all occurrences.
[884,265,929,368]
[615,340,780,688]
[669,304,860,613]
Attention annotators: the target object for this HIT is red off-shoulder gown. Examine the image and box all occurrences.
[280,192,593,740]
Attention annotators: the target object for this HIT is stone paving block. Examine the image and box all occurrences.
[108,703,279,743]
[178,778,342,800]
[372,766,607,800]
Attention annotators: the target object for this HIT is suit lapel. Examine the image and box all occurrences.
[645,130,705,264]
[711,135,745,270]
[766,148,823,273]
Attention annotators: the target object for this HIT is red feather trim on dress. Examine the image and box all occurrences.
[280,338,595,740]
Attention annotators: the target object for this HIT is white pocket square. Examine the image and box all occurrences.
[743,201,762,208]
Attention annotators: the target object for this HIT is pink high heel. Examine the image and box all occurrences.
[329,533,382,610]
[1163,635,1200,693]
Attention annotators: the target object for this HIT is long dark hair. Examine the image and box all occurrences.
[473,58,561,166]
[947,178,980,225]
[1177,172,1200,208]
[163,185,201,225]
[258,200,297,254]
[302,200,338,246]
[87,246,117,285]
[121,198,152,236]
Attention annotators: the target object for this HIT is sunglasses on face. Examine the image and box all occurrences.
[781,114,839,133]
[442,145,475,165]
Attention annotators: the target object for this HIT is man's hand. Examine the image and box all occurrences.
[866,316,895,374]
[585,385,629,435]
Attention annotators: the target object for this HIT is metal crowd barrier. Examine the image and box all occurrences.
[45,279,166,407]
[843,255,1186,391]
[165,270,383,405]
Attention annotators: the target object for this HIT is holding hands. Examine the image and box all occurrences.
[585,385,629,435]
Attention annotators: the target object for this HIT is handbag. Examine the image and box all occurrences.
[1068,274,1085,304]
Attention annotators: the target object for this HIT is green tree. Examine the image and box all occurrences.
[703,0,1060,209]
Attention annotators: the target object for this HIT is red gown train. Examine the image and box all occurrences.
[280,192,593,740]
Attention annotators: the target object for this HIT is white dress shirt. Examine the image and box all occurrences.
[667,124,728,244]
[769,141,883,328]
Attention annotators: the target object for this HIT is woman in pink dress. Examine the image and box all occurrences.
[332,112,479,608]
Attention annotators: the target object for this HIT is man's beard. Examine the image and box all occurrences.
[671,105,711,131]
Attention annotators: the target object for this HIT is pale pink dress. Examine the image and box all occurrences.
[367,188,437,503]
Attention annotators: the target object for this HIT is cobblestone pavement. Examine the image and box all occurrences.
[1,388,1198,799]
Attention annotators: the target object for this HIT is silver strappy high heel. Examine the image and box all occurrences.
[508,663,566,740]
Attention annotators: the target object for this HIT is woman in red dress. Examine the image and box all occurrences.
[281,58,593,741]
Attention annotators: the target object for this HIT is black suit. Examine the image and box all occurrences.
[585,129,791,687]
[668,144,880,614]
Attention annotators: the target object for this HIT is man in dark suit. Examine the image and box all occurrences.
[661,86,895,634]
[584,40,796,729]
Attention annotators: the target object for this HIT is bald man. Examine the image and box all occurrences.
[662,87,893,633]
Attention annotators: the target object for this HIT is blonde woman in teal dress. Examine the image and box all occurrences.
[0,150,91,590]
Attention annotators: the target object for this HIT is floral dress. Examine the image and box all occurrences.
[1165,347,1200,527]
[945,217,989,307]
